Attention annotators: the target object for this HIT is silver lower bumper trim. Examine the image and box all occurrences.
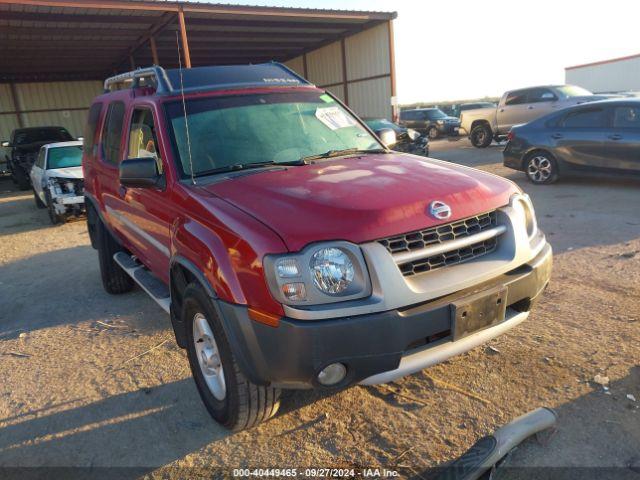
[359,308,529,386]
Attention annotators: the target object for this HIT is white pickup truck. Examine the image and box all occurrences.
[460,85,609,148]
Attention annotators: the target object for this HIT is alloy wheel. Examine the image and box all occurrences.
[193,312,226,401]
[527,155,553,183]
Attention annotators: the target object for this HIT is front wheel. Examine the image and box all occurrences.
[45,191,63,224]
[525,152,559,184]
[470,124,493,148]
[183,283,280,431]
[33,189,46,209]
[427,126,439,140]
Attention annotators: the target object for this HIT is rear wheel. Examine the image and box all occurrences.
[97,217,134,294]
[470,124,493,148]
[183,283,280,431]
[427,126,439,140]
[525,151,558,184]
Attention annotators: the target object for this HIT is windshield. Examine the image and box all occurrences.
[425,109,447,120]
[47,146,82,169]
[14,128,73,145]
[556,85,593,98]
[165,91,380,177]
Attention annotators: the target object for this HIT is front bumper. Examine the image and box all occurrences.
[52,194,85,214]
[219,242,552,389]
[437,123,460,135]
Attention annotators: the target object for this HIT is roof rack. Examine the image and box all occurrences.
[103,62,313,96]
[104,66,172,93]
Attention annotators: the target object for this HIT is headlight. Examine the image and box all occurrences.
[310,248,355,295]
[48,178,63,195]
[264,242,371,306]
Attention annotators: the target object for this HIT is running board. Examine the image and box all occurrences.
[113,252,170,314]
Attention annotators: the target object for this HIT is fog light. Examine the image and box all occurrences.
[282,282,306,301]
[317,363,347,386]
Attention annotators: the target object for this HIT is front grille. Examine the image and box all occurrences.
[379,210,498,255]
[398,237,498,276]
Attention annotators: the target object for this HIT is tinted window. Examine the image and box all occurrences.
[561,108,607,128]
[36,148,46,168]
[101,102,125,164]
[401,111,416,121]
[613,106,640,129]
[505,91,528,106]
[84,103,103,151]
[48,146,83,169]
[424,109,447,120]
[528,88,557,103]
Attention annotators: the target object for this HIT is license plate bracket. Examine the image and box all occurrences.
[451,286,507,340]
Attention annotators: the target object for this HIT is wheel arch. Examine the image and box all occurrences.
[470,119,492,134]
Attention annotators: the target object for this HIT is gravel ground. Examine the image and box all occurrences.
[0,138,638,479]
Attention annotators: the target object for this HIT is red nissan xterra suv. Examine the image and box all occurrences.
[83,64,552,431]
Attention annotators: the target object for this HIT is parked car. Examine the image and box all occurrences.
[399,108,460,139]
[460,85,611,148]
[84,63,551,431]
[363,118,429,156]
[2,126,75,190]
[503,99,640,184]
[30,141,85,223]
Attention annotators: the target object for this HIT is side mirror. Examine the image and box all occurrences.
[376,128,397,148]
[1,141,10,147]
[119,157,160,188]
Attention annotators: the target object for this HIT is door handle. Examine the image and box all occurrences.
[608,134,622,140]
[527,106,534,110]
[551,133,563,139]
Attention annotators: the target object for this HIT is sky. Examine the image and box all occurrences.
[210,0,640,103]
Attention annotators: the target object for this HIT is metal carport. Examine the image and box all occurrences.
[0,0,398,140]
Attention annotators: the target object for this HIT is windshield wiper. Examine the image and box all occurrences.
[300,148,387,163]
[193,159,307,177]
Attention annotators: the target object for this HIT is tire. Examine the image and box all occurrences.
[33,189,46,209]
[427,126,439,140]
[97,217,135,294]
[470,124,493,148]
[14,168,30,190]
[183,283,280,431]
[525,151,559,185]
[45,191,63,225]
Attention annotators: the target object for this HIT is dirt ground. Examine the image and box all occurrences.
[0,138,638,479]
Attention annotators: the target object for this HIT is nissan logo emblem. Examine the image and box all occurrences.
[429,201,452,220]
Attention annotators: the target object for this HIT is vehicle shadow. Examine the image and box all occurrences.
[0,246,165,340]
[0,378,228,476]
[416,366,640,480]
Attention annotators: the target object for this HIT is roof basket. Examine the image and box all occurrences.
[103,62,312,96]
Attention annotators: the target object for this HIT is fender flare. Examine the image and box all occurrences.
[169,255,266,384]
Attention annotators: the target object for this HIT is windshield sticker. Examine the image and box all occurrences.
[319,94,334,103]
[315,106,357,130]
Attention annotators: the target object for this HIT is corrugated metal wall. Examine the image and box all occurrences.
[0,80,102,141]
[565,56,640,93]
[284,22,393,119]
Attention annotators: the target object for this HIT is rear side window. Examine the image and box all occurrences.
[561,108,607,129]
[528,88,557,103]
[400,111,415,121]
[505,91,528,106]
[613,106,640,129]
[101,102,125,165]
[83,103,102,152]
